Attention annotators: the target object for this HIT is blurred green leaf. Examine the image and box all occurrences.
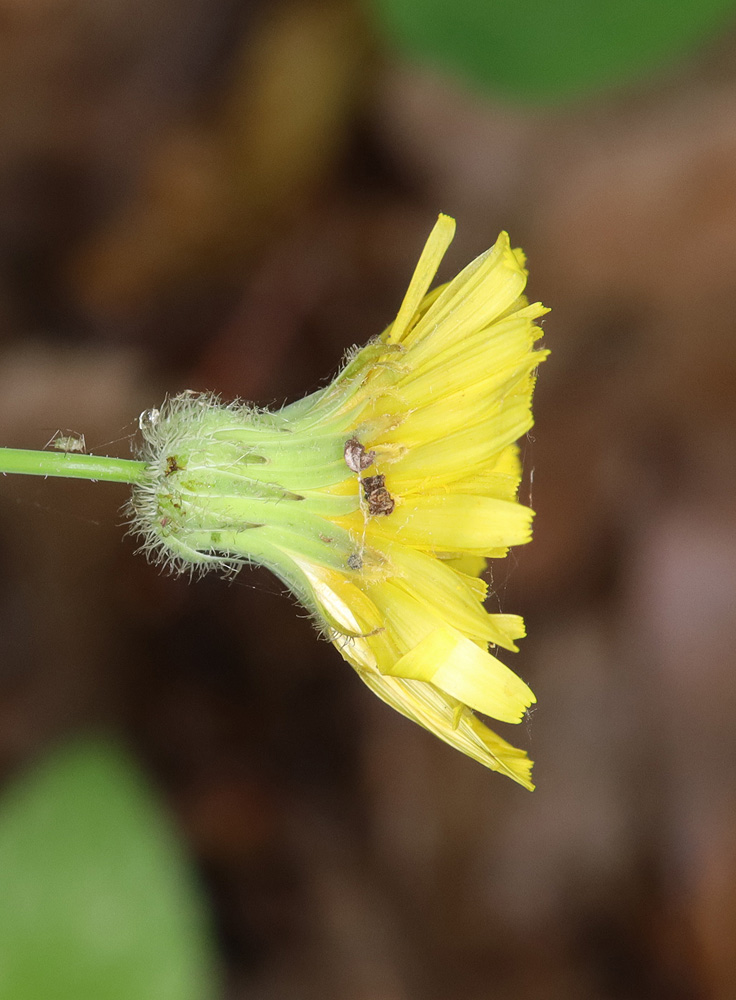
[0,737,217,1000]
[371,0,736,101]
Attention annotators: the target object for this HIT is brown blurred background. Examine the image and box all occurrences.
[2,0,736,997]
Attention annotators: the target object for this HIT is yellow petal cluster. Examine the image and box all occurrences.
[287,216,547,788]
[132,214,548,788]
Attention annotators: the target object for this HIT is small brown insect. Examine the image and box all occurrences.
[344,437,375,473]
[361,473,395,516]
[165,455,181,476]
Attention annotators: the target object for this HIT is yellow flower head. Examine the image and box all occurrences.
[131,215,549,788]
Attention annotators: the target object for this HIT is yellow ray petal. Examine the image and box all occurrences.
[385,214,456,346]
[372,361,538,451]
[442,554,488,588]
[446,445,522,500]
[380,541,505,645]
[374,494,534,554]
[487,613,526,650]
[384,627,535,723]
[385,401,534,490]
[400,232,527,352]
[358,670,535,789]
[396,324,546,405]
[294,560,384,637]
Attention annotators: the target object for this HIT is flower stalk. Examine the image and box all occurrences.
[0,447,147,484]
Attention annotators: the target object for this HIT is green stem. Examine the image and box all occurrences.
[0,448,148,485]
